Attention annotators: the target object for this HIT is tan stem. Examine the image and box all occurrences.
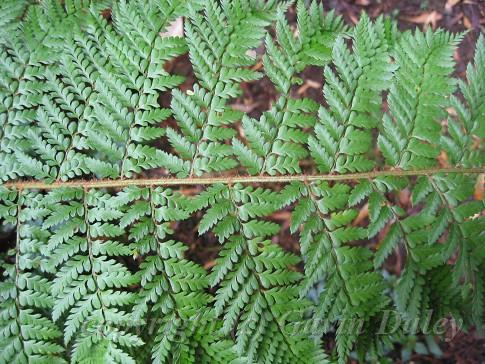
[4,167,484,190]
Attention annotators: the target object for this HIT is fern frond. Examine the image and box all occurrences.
[0,0,31,39]
[112,186,210,364]
[378,29,463,169]
[41,187,142,363]
[367,175,471,330]
[414,174,484,326]
[0,188,66,364]
[309,14,395,174]
[3,0,188,182]
[290,180,387,363]
[443,34,485,167]
[167,0,278,176]
[237,1,345,175]
[188,183,322,363]
[0,0,112,182]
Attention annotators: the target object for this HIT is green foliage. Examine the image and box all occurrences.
[0,1,484,364]
[0,0,107,181]
[0,188,66,364]
[167,0,280,176]
[42,188,142,363]
[237,3,346,175]
[288,181,388,362]
[309,14,395,173]
[444,34,485,166]
[378,29,463,169]
[0,0,31,37]
[114,186,210,363]
[1,0,188,182]
[186,183,327,363]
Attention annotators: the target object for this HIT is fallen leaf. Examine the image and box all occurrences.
[399,189,410,207]
[161,17,184,37]
[438,150,449,168]
[401,11,443,29]
[297,79,321,95]
[446,107,458,117]
[232,101,262,113]
[271,211,291,221]
[352,203,369,226]
[463,16,473,29]
[250,59,263,71]
[349,13,359,25]
[472,135,481,149]
[203,260,216,270]
[474,174,484,201]
[246,49,257,59]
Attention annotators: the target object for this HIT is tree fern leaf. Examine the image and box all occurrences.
[310,15,396,174]
[167,0,278,176]
[0,189,66,363]
[379,29,463,169]
[239,2,344,176]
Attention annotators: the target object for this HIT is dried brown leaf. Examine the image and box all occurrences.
[474,174,484,201]
[161,17,184,37]
[401,11,443,29]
